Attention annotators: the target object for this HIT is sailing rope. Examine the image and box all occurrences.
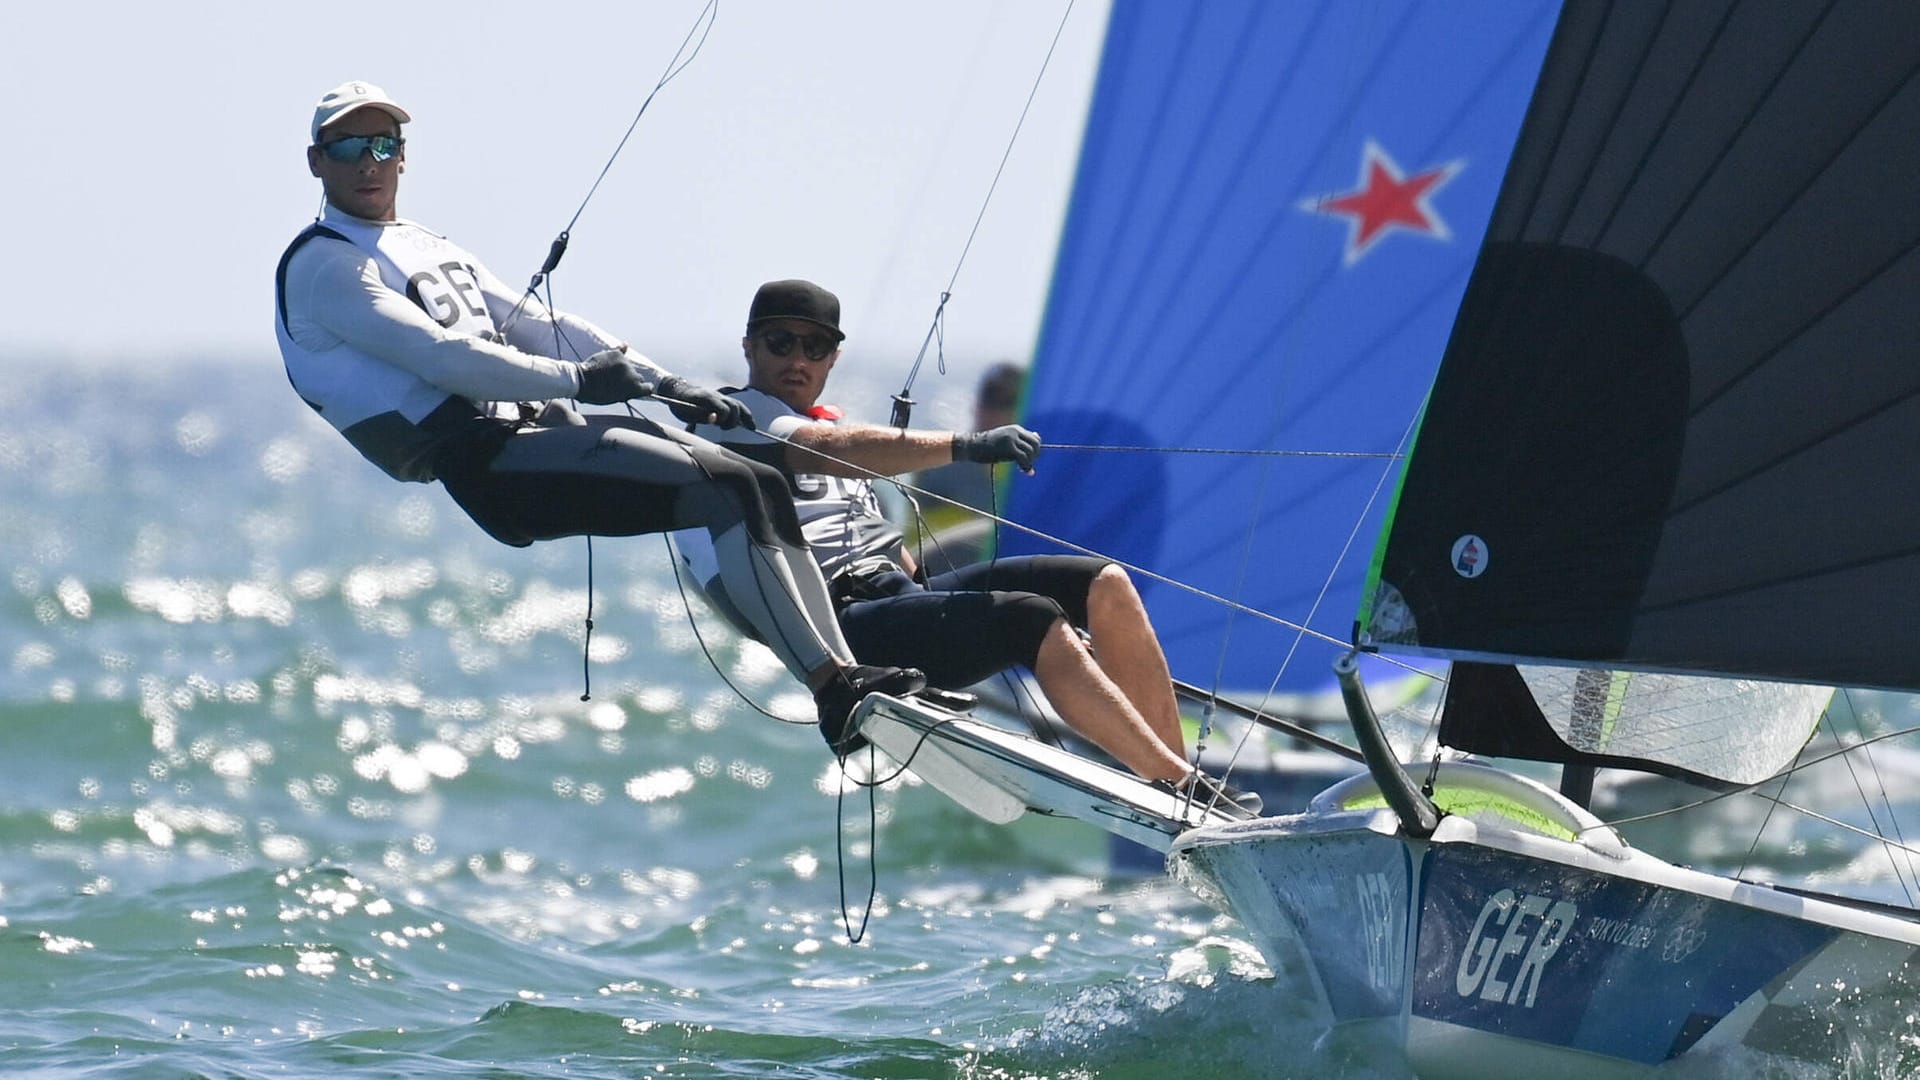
[667,523,967,941]
[889,0,1079,429]
[483,0,719,697]
[500,0,720,337]
[1208,399,1437,787]
[1746,793,1920,869]
[1703,692,1920,905]
[735,424,1440,682]
[510,1,1428,822]
[1588,722,1920,861]
[1823,689,1920,903]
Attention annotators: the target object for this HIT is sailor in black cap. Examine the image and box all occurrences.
[675,280,1257,813]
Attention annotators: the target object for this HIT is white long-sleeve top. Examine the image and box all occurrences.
[274,203,671,480]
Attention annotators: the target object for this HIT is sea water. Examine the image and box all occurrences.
[2,361,1915,1078]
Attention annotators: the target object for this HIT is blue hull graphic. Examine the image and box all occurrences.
[1171,796,1920,1076]
[1413,844,1834,1064]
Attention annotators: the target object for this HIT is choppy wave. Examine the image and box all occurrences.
[5,364,1919,1077]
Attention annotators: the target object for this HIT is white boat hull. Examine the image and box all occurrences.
[1169,764,1920,1077]
[853,693,1248,851]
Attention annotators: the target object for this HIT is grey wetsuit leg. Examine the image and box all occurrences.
[460,415,844,679]
[710,524,851,672]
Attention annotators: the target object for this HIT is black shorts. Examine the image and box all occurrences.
[836,555,1106,689]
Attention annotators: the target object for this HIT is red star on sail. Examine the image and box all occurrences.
[1302,140,1464,266]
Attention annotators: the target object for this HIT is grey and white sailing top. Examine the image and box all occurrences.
[675,388,904,586]
[274,203,669,481]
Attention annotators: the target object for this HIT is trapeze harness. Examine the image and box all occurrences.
[273,208,847,679]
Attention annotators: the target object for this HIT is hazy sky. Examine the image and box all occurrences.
[5,0,1108,403]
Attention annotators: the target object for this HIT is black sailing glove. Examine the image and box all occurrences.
[576,348,656,405]
[953,424,1041,472]
[657,377,755,431]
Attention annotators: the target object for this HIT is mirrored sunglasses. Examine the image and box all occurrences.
[318,134,404,164]
[760,328,838,361]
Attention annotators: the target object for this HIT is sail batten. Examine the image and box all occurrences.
[1685,240,1920,434]
[1582,4,1736,250]
[1673,374,1920,521]
[1669,77,1920,330]
[1535,2,1672,244]
[1632,4,1835,282]
[1116,5,1312,360]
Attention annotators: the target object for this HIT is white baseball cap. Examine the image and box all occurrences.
[310,80,412,142]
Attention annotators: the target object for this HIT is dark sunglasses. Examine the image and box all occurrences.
[317,134,404,163]
[759,328,838,361]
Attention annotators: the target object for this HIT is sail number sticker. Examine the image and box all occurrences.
[1356,872,1404,992]
[1455,889,1577,1007]
[1451,534,1488,579]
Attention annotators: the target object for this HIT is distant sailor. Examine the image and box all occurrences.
[273,81,922,730]
[675,279,1257,815]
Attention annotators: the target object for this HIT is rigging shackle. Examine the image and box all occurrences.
[890,2,1076,432]
[894,288,951,431]
[529,231,571,292]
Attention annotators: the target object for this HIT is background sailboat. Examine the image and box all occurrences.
[932,0,1566,857]
[1002,0,1561,715]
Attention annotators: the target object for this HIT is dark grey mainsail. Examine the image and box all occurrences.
[1360,1,1920,698]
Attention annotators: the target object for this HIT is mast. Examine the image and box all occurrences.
[1334,652,1438,837]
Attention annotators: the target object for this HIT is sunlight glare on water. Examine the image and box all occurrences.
[2,364,1917,1078]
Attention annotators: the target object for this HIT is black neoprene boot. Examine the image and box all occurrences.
[1156,769,1262,819]
[814,665,927,754]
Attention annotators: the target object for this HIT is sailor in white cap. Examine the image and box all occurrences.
[275,81,924,733]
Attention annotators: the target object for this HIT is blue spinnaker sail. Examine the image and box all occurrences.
[1003,0,1561,701]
